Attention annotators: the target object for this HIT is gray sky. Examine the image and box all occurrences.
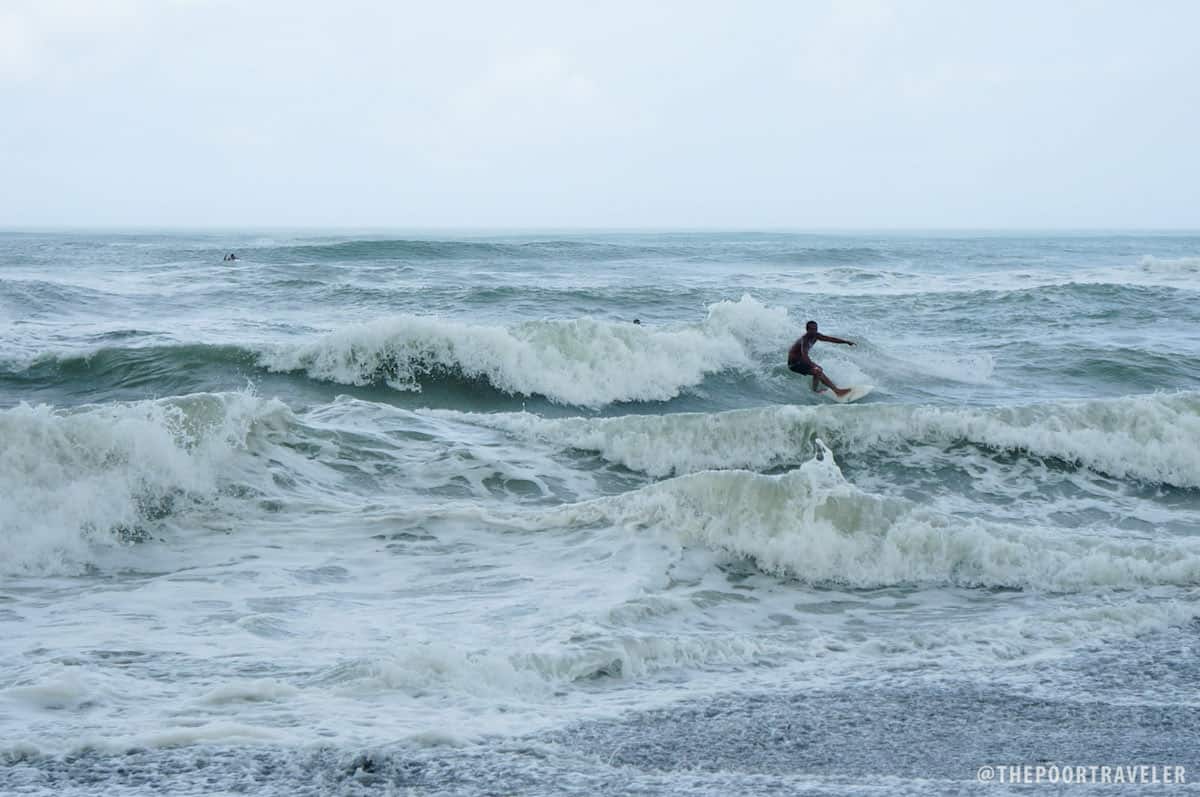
[2,0,1198,229]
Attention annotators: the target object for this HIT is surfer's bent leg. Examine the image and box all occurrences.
[791,361,839,394]
[812,365,848,396]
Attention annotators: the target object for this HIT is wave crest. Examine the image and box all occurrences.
[259,295,794,407]
[433,392,1200,487]
[509,444,1200,590]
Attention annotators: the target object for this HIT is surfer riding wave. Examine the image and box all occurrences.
[788,320,855,399]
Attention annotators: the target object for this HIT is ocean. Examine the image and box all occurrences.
[1,231,1198,795]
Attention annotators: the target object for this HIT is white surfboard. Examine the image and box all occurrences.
[832,385,874,403]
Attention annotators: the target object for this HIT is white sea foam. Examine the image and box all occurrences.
[0,391,291,574]
[258,295,797,406]
[321,647,554,701]
[1139,255,1200,273]
[318,632,767,701]
[502,444,1200,591]
[0,666,98,711]
[867,346,995,385]
[434,391,1200,486]
[117,723,286,750]
[202,680,300,705]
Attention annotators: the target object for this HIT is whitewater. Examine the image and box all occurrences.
[2,231,1199,795]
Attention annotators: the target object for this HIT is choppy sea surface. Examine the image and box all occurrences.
[2,231,1199,795]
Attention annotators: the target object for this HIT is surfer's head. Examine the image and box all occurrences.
[805,320,818,334]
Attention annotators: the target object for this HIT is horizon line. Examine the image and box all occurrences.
[2,225,1199,235]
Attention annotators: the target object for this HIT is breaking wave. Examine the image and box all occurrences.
[496,444,1200,591]
[432,391,1200,487]
[259,295,796,407]
[0,392,291,574]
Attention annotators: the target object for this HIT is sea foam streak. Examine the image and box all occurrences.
[258,296,795,406]
[430,391,1200,487]
[1139,255,1200,273]
[0,392,290,574]
[493,444,1200,591]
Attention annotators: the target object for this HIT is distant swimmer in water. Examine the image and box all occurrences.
[223,253,238,261]
[632,318,641,325]
[788,320,855,399]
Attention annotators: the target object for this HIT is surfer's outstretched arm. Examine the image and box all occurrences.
[816,333,855,346]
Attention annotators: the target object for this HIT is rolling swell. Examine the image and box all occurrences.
[0,278,121,316]
[247,238,889,266]
[3,344,261,397]
[432,391,1200,487]
[256,239,674,263]
[916,282,1197,325]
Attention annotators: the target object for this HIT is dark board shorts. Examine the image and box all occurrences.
[788,361,814,376]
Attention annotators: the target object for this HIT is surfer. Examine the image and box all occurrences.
[788,321,855,398]
[224,253,238,262]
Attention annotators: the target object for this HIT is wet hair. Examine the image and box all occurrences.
[805,320,818,330]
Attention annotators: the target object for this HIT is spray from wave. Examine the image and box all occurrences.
[0,392,291,574]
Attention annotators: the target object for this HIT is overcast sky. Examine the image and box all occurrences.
[2,0,1197,229]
